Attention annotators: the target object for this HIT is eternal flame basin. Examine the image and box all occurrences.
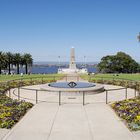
[41,81,104,93]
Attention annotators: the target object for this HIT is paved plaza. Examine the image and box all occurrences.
[1,75,140,140]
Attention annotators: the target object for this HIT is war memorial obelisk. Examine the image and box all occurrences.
[69,47,77,69]
[58,47,87,74]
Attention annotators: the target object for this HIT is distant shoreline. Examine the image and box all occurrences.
[34,61,99,65]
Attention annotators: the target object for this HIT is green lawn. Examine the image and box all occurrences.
[80,73,140,81]
[0,74,64,82]
[1,73,140,82]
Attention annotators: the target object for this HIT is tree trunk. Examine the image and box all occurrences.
[8,63,11,74]
[25,63,28,74]
[0,67,1,74]
[17,64,19,74]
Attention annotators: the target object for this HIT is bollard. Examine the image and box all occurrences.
[59,91,61,106]
[125,88,127,99]
[36,90,38,104]
[106,90,108,104]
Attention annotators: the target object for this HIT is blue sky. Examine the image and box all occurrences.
[0,0,140,62]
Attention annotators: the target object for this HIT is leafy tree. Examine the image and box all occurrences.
[22,53,33,74]
[98,52,140,73]
[6,52,13,74]
[0,52,6,74]
[13,53,21,74]
[0,52,33,75]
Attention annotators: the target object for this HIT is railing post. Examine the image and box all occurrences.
[106,90,108,104]
[83,91,85,105]
[36,90,38,104]
[125,88,127,99]
[18,87,20,100]
[59,91,61,106]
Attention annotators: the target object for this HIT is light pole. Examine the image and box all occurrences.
[84,56,86,68]
[58,56,60,69]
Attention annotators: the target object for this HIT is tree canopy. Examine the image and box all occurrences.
[0,52,33,74]
[98,52,140,73]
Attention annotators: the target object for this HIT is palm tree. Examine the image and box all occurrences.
[13,53,21,74]
[0,51,6,74]
[6,52,13,74]
[22,53,33,74]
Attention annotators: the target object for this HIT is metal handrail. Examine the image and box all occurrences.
[11,85,138,106]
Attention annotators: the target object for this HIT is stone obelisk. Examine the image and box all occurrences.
[69,47,77,69]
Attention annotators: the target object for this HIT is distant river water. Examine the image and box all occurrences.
[19,66,97,74]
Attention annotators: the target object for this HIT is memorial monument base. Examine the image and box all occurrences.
[58,47,88,74]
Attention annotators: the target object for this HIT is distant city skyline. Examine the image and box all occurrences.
[0,0,140,62]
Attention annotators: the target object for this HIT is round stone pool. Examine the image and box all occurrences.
[41,81,104,93]
[48,82,95,88]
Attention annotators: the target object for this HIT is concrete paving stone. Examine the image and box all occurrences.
[0,129,10,140]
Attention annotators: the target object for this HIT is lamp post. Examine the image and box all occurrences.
[84,56,86,68]
[58,56,60,69]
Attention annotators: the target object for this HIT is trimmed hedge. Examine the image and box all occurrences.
[89,79,140,94]
[0,79,56,94]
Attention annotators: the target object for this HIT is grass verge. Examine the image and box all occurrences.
[0,74,64,82]
[80,73,140,81]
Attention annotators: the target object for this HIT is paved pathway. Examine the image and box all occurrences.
[2,103,139,140]
[0,129,9,140]
[1,74,140,140]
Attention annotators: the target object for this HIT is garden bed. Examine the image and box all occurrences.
[111,97,140,131]
[0,94,33,129]
[0,74,65,129]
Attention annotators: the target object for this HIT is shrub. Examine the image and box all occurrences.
[0,77,59,129]
[111,97,140,131]
[0,94,33,129]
